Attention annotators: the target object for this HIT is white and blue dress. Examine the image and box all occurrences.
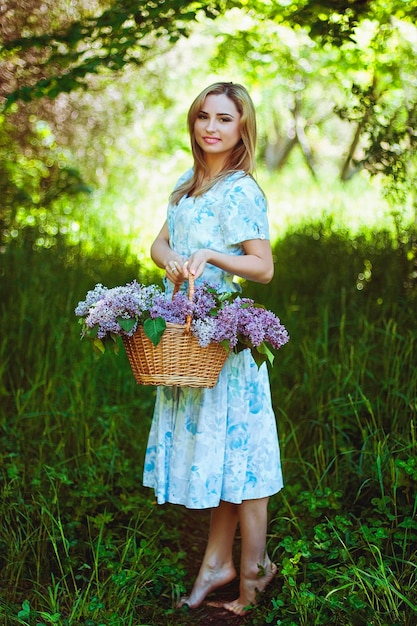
[143,170,284,509]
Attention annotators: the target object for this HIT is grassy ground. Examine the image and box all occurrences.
[0,219,416,625]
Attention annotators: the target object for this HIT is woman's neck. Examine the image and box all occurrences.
[203,154,228,179]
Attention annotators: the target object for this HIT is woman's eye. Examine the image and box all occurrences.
[220,117,232,123]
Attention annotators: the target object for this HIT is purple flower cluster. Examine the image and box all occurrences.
[241,303,290,349]
[191,295,290,352]
[150,292,194,324]
[75,281,161,338]
[192,285,218,319]
[75,281,289,363]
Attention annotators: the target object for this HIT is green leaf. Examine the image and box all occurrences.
[252,342,275,368]
[250,348,267,369]
[93,338,106,354]
[84,324,99,339]
[258,341,274,363]
[109,333,120,354]
[18,599,31,619]
[220,339,231,352]
[117,316,136,332]
[143,317,166,346]
[39,611,61,623]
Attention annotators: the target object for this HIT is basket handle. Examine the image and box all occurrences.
[173,273,194,333]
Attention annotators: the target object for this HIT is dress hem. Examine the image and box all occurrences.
[143,483,284,510]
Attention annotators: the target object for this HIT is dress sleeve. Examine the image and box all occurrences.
[219,175,270,245]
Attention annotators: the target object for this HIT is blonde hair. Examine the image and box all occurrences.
[170,82,257,205]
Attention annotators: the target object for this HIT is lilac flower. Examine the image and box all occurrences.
[74,284,109,316]
[192,318,218,347]
[193,284,218,319]
[232,299,289,350]
[75,280,289,365]
[85,298,123,338]
[265,322,290,350]
[76,281,163,337]
[210,301,240,347]
[150,292,193,324]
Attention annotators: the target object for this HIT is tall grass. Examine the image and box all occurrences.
[1,222,416,625]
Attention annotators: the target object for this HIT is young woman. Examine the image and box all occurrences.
[144,82,283,616]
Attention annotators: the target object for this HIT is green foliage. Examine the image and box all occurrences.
[1,218,416,624]
[1,0,231,104]
[209,6,417,196]
[0,113,92,246]
[242,219,417,624]
[2,0,417,250]
[251,0,417,46]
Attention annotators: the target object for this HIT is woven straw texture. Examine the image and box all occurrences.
[122,323,228,388]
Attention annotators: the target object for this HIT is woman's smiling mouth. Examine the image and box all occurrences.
[203,137,221,144]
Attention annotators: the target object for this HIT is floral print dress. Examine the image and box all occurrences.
[143,171,284,509]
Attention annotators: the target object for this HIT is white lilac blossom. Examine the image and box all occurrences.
[75,280,289,366]
[191,318,219,347]
[74,283,109,317]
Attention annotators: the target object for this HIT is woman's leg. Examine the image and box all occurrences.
[223,496,277,616]
[178,500,239,608]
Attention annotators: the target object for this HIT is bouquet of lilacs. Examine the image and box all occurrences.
[75,280,289,367]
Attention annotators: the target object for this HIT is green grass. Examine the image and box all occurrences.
[0,220,416,625]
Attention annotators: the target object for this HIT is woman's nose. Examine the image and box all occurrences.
[206,118,217,132]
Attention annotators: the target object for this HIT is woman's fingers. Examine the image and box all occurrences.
[187,251,208,279]
[165,259,190,284]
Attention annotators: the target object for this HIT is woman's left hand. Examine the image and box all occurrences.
[187,249,210,280]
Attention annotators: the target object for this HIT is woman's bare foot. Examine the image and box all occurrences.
[177,563,237,609]
[223,561,277,616]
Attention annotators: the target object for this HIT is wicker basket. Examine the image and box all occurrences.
[122,276,229,388]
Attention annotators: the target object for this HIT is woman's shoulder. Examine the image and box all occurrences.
[225,170,251,182]
[222,171,265,199]
[224,170,262,188]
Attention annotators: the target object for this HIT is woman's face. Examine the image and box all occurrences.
[193,93,242,163]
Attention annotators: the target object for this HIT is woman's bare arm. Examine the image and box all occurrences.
[187,239,274,284]
[150,221,189,284]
